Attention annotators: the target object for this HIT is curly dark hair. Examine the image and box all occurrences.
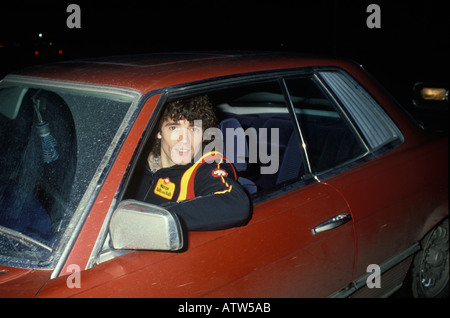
[151,95,218,156]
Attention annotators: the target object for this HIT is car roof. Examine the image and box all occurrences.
[8,52,352,94]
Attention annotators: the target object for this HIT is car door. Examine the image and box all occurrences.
[36,76,358,297]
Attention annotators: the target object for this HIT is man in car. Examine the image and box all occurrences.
[135,95,251,231]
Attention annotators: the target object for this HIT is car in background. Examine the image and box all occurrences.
[0,52,447,298]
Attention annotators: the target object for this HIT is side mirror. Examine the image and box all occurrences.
[412,82,449,110]
[109,199,184,251]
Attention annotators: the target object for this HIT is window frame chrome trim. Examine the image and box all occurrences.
[279,77,313,176]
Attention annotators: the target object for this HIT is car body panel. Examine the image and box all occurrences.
[37,182,355,298]
[12,53,350,95]
[327,137,448,279]
[0,265,50,297]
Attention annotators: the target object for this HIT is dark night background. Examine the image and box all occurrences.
[0,0,449,127]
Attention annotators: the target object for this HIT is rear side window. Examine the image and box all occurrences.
[317,71,402,150]
[285,77,367,173]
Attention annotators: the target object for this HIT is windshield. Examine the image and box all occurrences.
[0,78,138,269]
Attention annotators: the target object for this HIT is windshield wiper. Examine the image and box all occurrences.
[0,225,52,252]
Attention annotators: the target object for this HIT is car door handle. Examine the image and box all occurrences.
[312,212,352,235]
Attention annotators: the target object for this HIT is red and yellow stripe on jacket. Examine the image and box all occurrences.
[177,151,237,201]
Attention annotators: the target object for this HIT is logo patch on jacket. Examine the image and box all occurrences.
[212,168,228,178]
[154,177,175,200]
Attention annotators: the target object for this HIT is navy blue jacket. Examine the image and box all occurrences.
[135,152,251,231]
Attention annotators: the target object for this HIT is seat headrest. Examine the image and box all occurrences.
[219,118,248,172]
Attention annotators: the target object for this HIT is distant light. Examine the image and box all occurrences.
[58,50,63,54]
[34,51,39,55]
[38,33,43,38]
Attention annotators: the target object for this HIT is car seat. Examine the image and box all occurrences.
[219,118,257,195]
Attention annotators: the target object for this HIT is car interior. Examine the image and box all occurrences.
[0,89,77,245]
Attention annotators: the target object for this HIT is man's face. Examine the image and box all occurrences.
[158,118,203,167]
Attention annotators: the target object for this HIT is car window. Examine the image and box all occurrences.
[211,81,306,193]
[0,82,135,268]
[123,80,306,204]
[317,71,402,150]
[284,77,367,173]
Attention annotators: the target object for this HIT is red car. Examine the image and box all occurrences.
[0,52,447,298]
